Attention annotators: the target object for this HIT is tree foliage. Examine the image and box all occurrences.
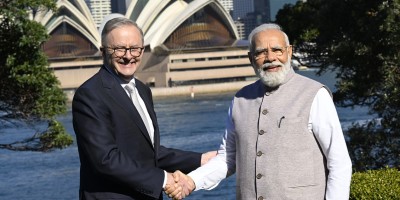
[0,0,73,151]
[276,0,400,171]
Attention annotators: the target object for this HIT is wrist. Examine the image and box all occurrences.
[164,172,174,189]
[187,175,196,192]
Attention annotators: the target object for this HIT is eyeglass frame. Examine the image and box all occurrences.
[249,45,291,61]
[101,46,145,57]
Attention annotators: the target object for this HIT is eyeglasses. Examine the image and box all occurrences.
[251,46,290,60]
[103,46,145,57]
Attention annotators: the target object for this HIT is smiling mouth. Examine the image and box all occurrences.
[118,59,136,65]
[263,65,280,71]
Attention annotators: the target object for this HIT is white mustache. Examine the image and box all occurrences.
[261,62,284,71]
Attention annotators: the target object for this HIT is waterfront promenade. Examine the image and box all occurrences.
[65,80,255,101]
[151,80,255,97]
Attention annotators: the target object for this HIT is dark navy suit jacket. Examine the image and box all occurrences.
[72,66,201,200]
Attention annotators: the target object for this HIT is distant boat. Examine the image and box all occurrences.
[291,52,312,71]
[298,66,309,71]
[292,64,309,71]
[291,59,309,71]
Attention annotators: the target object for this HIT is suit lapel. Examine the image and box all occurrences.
[100,67,154,147]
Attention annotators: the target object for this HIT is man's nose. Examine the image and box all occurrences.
[123,50,134,59]
[265,50,277,62]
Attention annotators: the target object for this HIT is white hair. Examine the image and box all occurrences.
[248,23,290,52]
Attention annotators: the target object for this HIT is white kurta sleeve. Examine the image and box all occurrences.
[309,88,352,200]
[188,100,237,191]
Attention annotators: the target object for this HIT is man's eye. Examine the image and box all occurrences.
[255,51,265,56]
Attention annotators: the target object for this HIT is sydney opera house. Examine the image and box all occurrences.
[34,0,255,89]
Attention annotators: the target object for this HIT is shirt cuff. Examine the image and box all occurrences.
[188,167,221,191]
[162,170,167,188]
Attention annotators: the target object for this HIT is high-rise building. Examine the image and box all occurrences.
[111,0,132,14]
[232,0,254,20]
[85,0,111,28]
[218,0,234,14]
[234,20,246,40]
[233,0,271,38]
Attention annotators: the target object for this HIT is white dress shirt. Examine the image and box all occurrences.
[122,80,170,187]
[122,79,155,141]
[188,88,352,200]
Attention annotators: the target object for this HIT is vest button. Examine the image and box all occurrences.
[262,109,268,115]
[259,130,265,135]
[257,151,263,156]
[256,173,262,179]
[258,196,264,200]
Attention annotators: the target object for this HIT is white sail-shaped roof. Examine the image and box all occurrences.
[35,0,238,56]
[35,0,100,48]
[136,0,172,33]
[126,0,238,50]
[143,0,188,47]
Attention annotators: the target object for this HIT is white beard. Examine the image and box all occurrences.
[255,58,291,88]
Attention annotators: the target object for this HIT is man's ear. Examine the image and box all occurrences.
[247,52,253,65]
[100,47,106,56]
[287,45,293,58]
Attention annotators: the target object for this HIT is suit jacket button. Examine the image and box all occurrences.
[258,196,264,200]
[256,173,262,179]
[259,130,265,135]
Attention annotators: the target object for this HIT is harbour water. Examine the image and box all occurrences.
[0,69,374,200]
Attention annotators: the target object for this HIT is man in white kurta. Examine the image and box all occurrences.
[184,23,352,200]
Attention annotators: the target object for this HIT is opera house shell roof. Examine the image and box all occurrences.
[33,0,253,90]
[34,0,241,58]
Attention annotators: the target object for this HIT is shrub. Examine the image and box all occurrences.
[350,167,400,199]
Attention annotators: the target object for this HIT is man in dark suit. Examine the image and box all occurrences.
[72,17,213,200]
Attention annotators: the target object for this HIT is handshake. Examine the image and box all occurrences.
[163,150,217,199]
[164,170,194,200]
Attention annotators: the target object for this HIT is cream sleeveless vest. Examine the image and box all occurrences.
[232,68,329,200]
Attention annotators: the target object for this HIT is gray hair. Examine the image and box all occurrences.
[101,17,144,46]
[248,23,290,52]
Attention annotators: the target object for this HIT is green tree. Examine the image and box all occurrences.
[0,0,73,151]
[276,0,400,171]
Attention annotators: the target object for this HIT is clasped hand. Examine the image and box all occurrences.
[164,170,195,200]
